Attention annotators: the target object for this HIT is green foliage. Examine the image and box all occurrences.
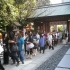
[0,0,50,31]
[58,26,63,31]
[14,0,36,25]
[0,0,37,31]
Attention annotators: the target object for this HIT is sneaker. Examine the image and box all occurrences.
[52,47,54,50]
[11,62,15,65]
[22,62,24,64]
[16,63,19,66]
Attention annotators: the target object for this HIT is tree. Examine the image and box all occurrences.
[0,0,36,31]
[0,0,19,31]
[14,0,36,26]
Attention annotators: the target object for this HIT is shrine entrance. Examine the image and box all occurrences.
[49,21,67,32]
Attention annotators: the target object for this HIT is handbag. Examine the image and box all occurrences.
[4,46,7,52]
[12,45,18,52]
[27,43,34,49]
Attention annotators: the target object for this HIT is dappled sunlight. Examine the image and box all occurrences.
[24,60,33,65]
[50,0,62,4]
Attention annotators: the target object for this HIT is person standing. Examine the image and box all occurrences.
[39,33,45,54]
[3,33,9,65]
[8,31,15,64]
[32,32,38,56]
[0,32,5,70]
[26,33,33,59]
[24,33,28,55]
[36,32,40,51]
[0,53,5,70]
[48,32,54,50]
[65,31,68,42]
[17,34,24,64]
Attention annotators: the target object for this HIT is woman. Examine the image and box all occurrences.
[3,33,9,65]
[48,32,54,50]
[39,33,45,54]
[32,32,38,56]
[17,34,24,64]
[36,32,40,51]
[24,33,28,55]
[25,33,33,59]
[9,32,19,66]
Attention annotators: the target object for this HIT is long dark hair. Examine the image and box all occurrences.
[18,34,22,39]
[9,31,14,40]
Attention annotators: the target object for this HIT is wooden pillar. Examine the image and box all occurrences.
[43,23,46,31]
[45,23,46,31]
[34,22,38,31]
[67,21,69,32]
[68,21,70,33]
[46,22,50,33]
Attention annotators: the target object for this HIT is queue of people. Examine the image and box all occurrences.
[0,30,68,70]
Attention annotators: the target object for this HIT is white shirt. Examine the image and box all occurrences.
[36,34,40,40]
[48,35,52,41]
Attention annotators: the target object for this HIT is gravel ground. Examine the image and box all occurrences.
[35,44,70,70]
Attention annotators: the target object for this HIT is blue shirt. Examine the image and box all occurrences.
[17,38,24,51]
[39,36,45,47]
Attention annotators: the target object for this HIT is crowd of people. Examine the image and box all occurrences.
[0,30,69,70]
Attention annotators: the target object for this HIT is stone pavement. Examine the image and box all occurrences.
[55,46,70,70]
[4,40,67,70]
